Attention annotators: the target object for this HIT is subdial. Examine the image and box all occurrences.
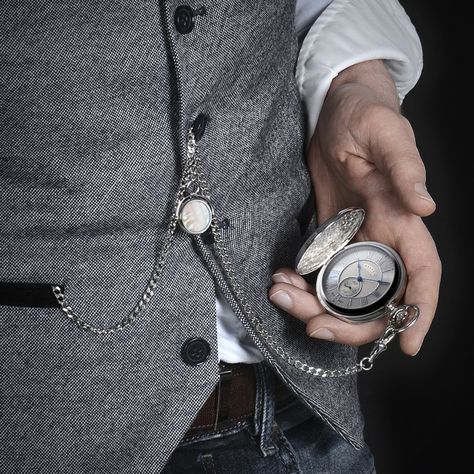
[338,277,362,297]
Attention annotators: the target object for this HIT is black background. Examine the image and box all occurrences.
[358,2,469,473]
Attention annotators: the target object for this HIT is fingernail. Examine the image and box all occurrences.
[269,290,293,310]
[272,272,291,284]
[309,328,336,341]
[415,183,435,204]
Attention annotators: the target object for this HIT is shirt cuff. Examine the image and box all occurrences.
[295,0,423,151]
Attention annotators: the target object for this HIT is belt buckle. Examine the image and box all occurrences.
[214,363,234,429]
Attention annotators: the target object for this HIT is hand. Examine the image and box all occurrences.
[268,61,441,356]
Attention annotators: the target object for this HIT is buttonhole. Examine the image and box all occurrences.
[218,217,230,229]
[192,6,207,17]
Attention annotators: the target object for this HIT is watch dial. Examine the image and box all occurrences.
[321,243,397,311]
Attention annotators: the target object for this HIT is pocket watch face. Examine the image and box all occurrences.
[320,243,400,314]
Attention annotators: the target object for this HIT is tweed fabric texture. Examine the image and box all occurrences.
[0,1,363,472]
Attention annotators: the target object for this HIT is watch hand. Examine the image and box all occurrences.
[361,278,390,285]
[357,259,362,281]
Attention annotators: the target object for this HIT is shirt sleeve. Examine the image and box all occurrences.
[295,0,333,42]
[294,0,423,151]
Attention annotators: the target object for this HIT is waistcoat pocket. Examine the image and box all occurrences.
[0,281,63,308]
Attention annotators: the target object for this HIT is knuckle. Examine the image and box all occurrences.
[269,282,290,294]
[305,318,328,337]
[305,320,319,337]
[332,145,352,164]
[364,103,392,123]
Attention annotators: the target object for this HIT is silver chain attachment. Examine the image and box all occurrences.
[358,304,420,372]
[51,127,420,377]
[51,128,202,335]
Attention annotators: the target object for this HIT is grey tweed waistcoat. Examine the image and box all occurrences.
[0,1,364,472]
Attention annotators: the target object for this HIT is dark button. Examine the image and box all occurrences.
[174,5,195,34]
[181,337,211,365]
[192,112,209,141]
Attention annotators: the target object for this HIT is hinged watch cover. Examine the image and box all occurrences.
[294,207,365,275]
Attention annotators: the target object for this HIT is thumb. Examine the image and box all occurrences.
[382,150,436,217]
[370,110,436,217]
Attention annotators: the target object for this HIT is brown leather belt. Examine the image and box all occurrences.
[183,361,296,439]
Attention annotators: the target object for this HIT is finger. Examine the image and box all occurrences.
[306,314,387,346]
[271,267,316,295]
[268,282,325,322]
[368,108,436,217]
[396,218,442,355]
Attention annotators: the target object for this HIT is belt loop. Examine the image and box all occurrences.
[249,363,263,437]
[214,362,233,430]
[250,361,277,457]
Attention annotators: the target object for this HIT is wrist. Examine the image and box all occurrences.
[326,60,400,113]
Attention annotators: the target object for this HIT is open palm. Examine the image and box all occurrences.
[269,81,442,356]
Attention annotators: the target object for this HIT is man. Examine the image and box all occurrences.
[0,0,441,472]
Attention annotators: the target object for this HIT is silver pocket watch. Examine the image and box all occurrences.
[294,207,420,370]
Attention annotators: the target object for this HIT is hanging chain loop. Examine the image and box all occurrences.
[52,128,419,375]
[51,128,200,335]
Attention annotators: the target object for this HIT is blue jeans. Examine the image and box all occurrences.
[162,362,376,473]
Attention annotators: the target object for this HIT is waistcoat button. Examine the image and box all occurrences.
[192,113,209,141]
[181,337,211,365]
[174,5,195,34]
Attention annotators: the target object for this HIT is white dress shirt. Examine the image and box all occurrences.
[217,0,424,363]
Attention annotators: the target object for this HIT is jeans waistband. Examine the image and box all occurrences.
[179,360,298,456]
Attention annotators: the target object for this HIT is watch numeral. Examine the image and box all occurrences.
[330,296,341,306]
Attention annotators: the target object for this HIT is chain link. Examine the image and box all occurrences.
[51,127,419,376]
[185,130,420,377]
[51,129,200,335]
